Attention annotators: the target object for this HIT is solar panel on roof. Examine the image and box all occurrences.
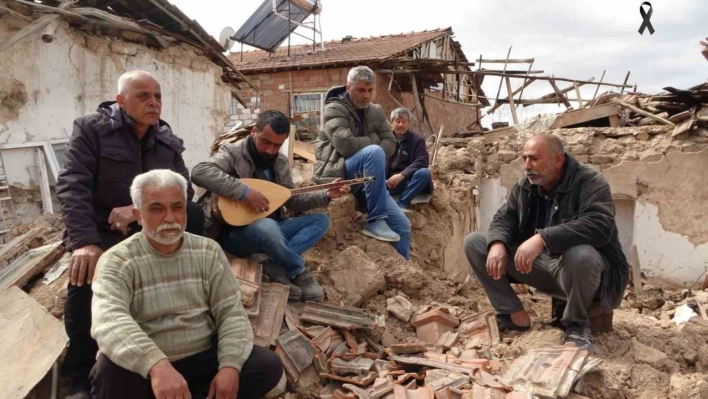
[233,0,318,52]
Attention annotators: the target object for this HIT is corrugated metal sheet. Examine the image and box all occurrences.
[234,0,316,52]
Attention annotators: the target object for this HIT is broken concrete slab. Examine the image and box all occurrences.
[410,309,459,344]
[387,295,415,322]
[300,302,383,330]
[321,246,386,306]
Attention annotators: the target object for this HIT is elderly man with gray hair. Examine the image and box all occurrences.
[89,169,283,399]
[56,70,205,398]
[386,107,433,211]
[314,65,411,259]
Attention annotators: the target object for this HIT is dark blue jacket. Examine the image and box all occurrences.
[387,130,429,180]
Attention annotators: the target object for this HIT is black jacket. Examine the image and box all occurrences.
[487,153,628,309]
[56,102,193,251]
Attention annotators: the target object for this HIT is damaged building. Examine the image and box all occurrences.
[227,27,488,138]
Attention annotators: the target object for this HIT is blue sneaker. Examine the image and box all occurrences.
[362,219,400,242]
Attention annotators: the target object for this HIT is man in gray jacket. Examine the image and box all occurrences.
[192,111,349,302]
[463,134,628,351]
[314,66,411,260]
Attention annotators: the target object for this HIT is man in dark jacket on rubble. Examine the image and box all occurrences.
[386,107,433,210]
[56,70,204,398]
[463,134,628,351]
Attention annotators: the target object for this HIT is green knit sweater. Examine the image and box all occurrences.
[91,232,253,378]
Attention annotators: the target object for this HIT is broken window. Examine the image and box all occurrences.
[292,93,324,133]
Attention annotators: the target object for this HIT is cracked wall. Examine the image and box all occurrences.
[0,19,232,187]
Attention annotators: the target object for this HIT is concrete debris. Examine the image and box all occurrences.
[387,296,415,322]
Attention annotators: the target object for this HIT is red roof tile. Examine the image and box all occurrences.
[228,28,452,73]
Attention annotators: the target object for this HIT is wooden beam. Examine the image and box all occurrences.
[549,79,572,109]
[409,73,426,136]
[10,0,86,19]
[630,245,642,292]
[549,102,619,129]
[591,70,606,103]
[378,69,632,89]
[621,71,631,94]
[430,126,445,165]
[480,69,544,74]
[515,60,535,113]
[478,58,534,64]
[573,82,583,108]
[614,100,675,126]
[538,79,594,100]
[0,4,67,54]
[486,77,535,114]
[493,45,513,108]
[287,125,295,166]
[505,77,519,125]
[36,149,53,214]
[422,93,480,107]
[293,141,315,163]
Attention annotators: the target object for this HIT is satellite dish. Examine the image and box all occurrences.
[219,27,236,51]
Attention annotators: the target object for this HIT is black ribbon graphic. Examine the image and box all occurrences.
[638,2,655,35]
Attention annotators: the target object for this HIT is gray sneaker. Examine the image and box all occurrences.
[362,219,400,242]
[262,262,301,301]
[564,324,593,351]
[293,267,324,302]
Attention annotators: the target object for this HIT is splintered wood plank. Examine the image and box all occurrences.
[0,241,64,291]
[293,141,316,162]
[549,102,619,129]
[630,245,642,292]
[249,282,289,347]
[0,287,68,399]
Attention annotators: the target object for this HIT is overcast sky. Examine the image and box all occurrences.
[170,0,706,126]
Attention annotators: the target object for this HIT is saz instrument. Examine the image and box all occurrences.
[217,176,374,226]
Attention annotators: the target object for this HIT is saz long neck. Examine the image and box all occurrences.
[290,177,374,195]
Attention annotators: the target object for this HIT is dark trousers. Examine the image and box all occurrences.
[61,201,205,379]
[463,232,605,326]
[90,345,283,399]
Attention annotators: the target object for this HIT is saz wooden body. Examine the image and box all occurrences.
[218,178,291,226]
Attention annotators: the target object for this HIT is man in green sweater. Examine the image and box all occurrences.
[89,169,283,399]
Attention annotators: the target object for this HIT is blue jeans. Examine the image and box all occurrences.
[390,168,433,207]
[345,146,411,260]
[221,214,330,279]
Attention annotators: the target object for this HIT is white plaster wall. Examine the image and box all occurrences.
[0,20,231,189]
[477,178,508,233]
[614,199,635,260]
[633,201,708,286]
